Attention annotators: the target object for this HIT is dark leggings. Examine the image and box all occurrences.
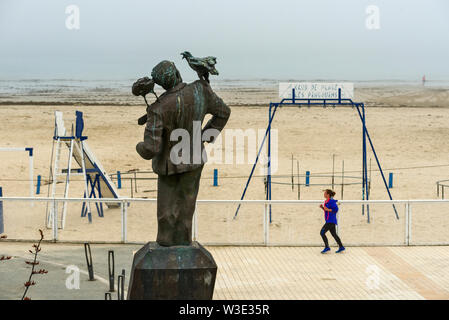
[320,223,343,248]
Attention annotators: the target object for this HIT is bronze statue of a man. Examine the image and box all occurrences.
[136,60,230,247]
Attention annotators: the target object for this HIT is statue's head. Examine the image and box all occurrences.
[151,60,183,90]
[180,51,192,60]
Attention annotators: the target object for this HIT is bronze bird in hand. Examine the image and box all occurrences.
[132,77,159,102]
[132,76,159,125]
[181,51,219,83]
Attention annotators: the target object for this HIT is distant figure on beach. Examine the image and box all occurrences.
[422,75,426,86]
[319,189,345,254]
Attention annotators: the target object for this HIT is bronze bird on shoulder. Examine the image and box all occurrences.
[181,51,219,83]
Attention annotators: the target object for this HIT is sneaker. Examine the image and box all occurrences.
[321,247,331,254]
[336,246,346,253]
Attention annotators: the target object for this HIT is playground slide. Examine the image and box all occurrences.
[69,141,121,208]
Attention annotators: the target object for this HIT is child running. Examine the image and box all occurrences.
[319,189,345,254]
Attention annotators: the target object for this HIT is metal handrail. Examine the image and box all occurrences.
[1,196,447,246]
[0,196,448,204]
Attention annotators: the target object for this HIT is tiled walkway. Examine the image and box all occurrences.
[211,246,449,299]
[1,243,449,299]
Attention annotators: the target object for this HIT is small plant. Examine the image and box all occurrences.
[1,234,12,262]
[22,229,47,300]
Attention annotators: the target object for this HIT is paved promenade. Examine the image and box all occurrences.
[1,242,449,300]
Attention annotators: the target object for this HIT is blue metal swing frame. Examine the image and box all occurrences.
[234,88,399,223]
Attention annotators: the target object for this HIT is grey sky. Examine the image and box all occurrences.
[0,0,448,80]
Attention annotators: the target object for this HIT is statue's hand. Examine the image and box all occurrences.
[203,135,214,144]
[136,141,153,160]
[138,114,147,125]
[202,130,218,144]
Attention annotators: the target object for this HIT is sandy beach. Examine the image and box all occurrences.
[1,84,449,245]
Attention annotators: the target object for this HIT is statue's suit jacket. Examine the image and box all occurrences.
[137,80,231,176]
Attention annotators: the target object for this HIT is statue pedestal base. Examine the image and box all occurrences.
[127,241,217,300]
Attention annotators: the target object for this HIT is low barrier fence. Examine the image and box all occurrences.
[0,197,448,246]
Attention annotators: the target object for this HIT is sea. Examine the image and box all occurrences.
[0,78,448,106]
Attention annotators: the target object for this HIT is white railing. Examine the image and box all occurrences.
[1,197,449,246]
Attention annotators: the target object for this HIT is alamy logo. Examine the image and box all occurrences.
[365,5,380,30]
[65,5,80,30]
[169,121,278,174]
[65,265,80,289]
[365,265,381,290]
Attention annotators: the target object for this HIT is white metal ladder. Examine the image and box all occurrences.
[46,111,91,229]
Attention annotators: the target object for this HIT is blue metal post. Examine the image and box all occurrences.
[268,103,272,223]
[234,103,279,219]
[360,104,370,223]
[360,103,365,217]
[36,175,41,195]
[117,171,122,189]
[388,173,393,188]
[355,104,399,219]
[213,169,218,186]
[94,174,104,217]
[362,104,370,222]
[25,147,33,157]
[0,187,3,234]
[305,171,310,186]
[75,111,84,138]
